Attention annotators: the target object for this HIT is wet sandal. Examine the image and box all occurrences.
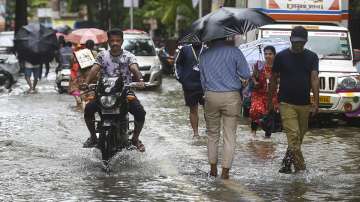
[133,140,145,152]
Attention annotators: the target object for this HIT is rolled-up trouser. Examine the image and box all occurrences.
[279,102,311,171]
[205,91,241,169]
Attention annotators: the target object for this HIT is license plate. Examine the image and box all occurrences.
[311,96,331,104]
[61,81,69,86]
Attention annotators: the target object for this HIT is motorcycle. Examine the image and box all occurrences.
[85,74,137,167]
[55,64,71,94]
[0,68,13,91]
[157,47,175,75]
[0,55,19,91]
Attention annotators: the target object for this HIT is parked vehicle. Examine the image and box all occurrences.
[55,65,71,94]
[0,31,19,91]
[157,47,175,75]
[123,30,162,88]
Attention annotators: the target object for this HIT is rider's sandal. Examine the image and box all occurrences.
[133,140,145,152]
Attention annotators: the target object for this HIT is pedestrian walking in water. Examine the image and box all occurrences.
[39,62,50,80]
[24,60,41,93]
[268,26,319,174]
[250,46,278,138]
[200,37,251,179]
[175,42,204,138]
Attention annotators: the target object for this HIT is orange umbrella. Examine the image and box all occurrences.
[66,28,108,44]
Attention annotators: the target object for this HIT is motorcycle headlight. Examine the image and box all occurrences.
[337,76,360,91]
[100,96,117,108]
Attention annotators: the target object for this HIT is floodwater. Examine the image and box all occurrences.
[0,73,359,201]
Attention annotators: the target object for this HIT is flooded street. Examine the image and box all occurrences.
[0,74,359,201]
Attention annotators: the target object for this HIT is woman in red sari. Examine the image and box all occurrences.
[250,46,278,138]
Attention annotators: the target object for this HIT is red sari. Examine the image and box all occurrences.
[250,62,278,122]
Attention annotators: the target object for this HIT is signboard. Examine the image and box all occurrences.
[74,49,96,69]
[263,30,348,38]
[264,0,347,23]
[37,8,53,18]
[267,0,340,11]
[124,0,139,8]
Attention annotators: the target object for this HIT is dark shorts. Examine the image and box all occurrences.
[24,67,40,79]
[184,90,204,107]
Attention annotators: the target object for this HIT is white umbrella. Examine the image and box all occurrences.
[239,38,290,67]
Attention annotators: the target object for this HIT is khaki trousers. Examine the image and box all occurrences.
[279,102,311,171]
[205,91,241,169]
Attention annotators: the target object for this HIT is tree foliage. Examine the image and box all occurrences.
[135,0,197,37]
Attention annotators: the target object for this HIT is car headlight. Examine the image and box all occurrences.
[151,64,161,72]
[337,76,360,91]
[100,96,117,108]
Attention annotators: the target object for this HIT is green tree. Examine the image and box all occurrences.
[29,0,48,7]
[136,0,197,38]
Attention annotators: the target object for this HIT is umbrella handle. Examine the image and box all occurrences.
[257,45,263,61]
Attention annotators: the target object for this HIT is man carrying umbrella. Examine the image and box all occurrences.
[14,23,58,93]
[268,26,320,174]
[182,7,272,179]
[200,37,251,179]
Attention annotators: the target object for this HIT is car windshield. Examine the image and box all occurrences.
[261,30,351,60]
[123,38,156,56]
[0,33,14,47]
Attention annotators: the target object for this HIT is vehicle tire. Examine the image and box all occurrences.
[156,74,163,88]
[345,118,360,127]
[99,130,111,162]
[0,73,14,89]
[58,87,65,94]
[4,76,13,89]
[56,82,64,94]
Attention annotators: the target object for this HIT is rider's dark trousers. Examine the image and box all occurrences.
[84,99,146,137]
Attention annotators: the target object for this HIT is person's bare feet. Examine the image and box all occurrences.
[193,134,200,139]
[221,168,230,180]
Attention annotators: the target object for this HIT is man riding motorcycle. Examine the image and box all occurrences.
[81,28,146,152]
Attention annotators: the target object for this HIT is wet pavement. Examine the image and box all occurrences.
[0,73,359,201]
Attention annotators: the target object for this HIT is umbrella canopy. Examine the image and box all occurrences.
[181,8,274,42]
[66,28,108,45]
[239,38,290,67]
[14,23,58,65]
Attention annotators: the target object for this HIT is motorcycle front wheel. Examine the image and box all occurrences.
[98,130,113,162]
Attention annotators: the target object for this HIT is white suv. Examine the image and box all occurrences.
[122,30,162,88]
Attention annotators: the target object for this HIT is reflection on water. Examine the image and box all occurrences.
[0,75,359,201]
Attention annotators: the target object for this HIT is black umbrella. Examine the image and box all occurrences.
[55,25,72,34]
[14,23,58,65]
[181,8,274,42]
